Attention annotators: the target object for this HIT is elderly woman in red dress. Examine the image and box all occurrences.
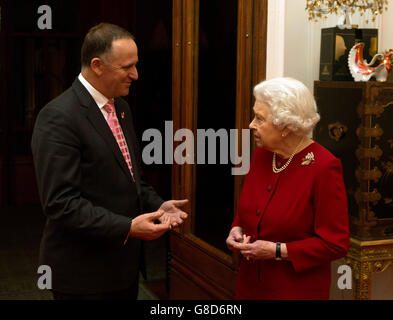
[226,77,350,300]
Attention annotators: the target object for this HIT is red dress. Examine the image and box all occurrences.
[232,142,350,300]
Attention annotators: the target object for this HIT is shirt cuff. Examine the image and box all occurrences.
[123,219,132,245]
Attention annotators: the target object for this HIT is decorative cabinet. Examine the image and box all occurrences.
[314,81,393,299]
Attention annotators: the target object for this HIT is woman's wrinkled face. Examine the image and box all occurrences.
[249,100,283,151]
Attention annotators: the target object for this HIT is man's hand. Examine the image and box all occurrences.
[128,210,171,241]
[158,199,189,228]
[226,226,250,252]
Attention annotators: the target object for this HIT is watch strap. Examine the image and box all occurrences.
[275,242,282,260]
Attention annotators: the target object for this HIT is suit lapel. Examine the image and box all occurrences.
[72,79,133,181]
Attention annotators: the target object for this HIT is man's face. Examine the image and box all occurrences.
[100,38,139,98]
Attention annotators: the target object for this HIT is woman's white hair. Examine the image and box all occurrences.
[253,77,320,136]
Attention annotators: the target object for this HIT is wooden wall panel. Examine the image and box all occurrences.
[171,232,236,299]
[170,267,216,300]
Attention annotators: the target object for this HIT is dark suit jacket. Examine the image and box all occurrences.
[31,78,164,294]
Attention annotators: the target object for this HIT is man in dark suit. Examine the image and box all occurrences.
[31,23,188,300]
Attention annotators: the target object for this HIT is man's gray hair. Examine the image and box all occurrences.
[81,23,135,68]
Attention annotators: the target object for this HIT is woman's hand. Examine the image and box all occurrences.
[234,240,276,260]
[226,226,250,252]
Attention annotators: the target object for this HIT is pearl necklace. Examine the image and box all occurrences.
[272,136,305,174]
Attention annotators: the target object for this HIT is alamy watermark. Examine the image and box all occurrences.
[337,264,352,290]
[37,265,52,290]
[142,121,250,176]
[37,5,52,30]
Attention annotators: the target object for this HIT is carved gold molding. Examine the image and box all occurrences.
[345,238,393,299]
[356,145,383,161]
[328,122,348,142]
[357,125,384,139]
[357,104,385,118]
[369,85,393,103]
[367,210,378,222]
[355,188,382,205]
[356,167,382,183]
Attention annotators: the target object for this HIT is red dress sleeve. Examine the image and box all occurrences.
[231,147,261,229]
[286,158,350,272]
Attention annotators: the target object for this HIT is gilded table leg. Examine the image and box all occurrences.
[358,261,373,300]
[348,258,372,300]
[345,239,393,300]
[347,258,393,299]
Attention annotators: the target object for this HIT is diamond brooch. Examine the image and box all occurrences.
[301,152,315,166]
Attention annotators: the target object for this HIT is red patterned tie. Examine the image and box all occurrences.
[103,100,135,181]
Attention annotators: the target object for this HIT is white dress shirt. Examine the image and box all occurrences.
[78,73,111,120]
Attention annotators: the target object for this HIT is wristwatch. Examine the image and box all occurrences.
[275,242,282,261]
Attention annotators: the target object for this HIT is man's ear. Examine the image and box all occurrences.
[90,58,104,76]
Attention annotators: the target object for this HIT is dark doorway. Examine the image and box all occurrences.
[0,0,172,299]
